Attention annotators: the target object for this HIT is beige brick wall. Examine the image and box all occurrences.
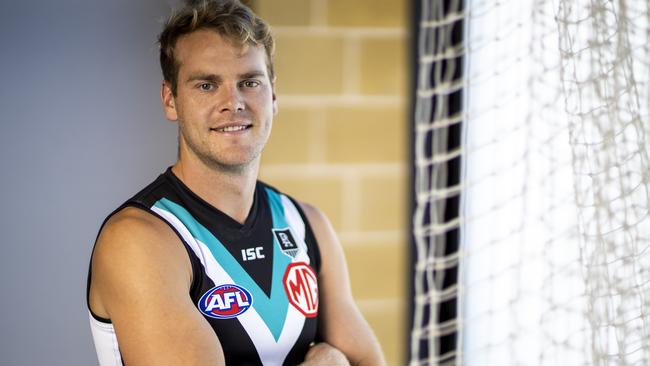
[252,1,408,365]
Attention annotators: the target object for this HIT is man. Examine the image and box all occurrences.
[86,1,385,365]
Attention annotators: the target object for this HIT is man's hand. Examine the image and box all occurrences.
[300,343,350,366]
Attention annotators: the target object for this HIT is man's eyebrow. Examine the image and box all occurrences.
[185,73,222,83]
[239,71,267,79]
[185,71,266,83]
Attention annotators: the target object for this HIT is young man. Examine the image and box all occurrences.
[86,1,385,365]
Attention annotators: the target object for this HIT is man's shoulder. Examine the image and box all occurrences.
[95,206,178,261]
[103,206,165,235]
[91,205,191,293]
[294,200,324,223]
[257,180,327,223]
[90,206,192,322]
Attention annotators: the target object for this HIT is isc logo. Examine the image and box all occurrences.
[198,284,253,319]
[241,246,265,261]
[283,262,318,318]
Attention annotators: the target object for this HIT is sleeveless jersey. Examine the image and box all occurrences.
[87,168,321,365]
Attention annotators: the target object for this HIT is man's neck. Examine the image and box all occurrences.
[171,158,259,225]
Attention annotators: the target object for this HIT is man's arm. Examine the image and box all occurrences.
[89,207,225,365]
[299,203,386,366]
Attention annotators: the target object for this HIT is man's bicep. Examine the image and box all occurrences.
[109,291,223,365]
[91,209,225,365]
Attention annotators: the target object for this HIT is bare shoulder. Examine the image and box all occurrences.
[90,206,192,318]
[295,200,344,277]
[296,200,334,237]
[92,205,187,271]
[295,200,321,219]
[96,207,161,247]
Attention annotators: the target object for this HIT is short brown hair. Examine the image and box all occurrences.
[158,0,275,95]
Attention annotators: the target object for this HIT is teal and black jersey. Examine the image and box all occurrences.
[87,168,321,365]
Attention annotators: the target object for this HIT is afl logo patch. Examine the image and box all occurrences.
[283,262,318,318]
[198,284,253,319]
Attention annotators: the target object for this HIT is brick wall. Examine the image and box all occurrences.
[251,1,408,365]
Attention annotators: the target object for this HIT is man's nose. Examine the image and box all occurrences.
[218,84,244,113]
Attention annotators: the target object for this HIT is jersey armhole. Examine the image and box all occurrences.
[86,202,203,323]
[288,197,322,276]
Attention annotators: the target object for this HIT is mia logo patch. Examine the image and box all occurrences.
[198,284,253,319]
[283,262,318,318]
[273,228,299,258]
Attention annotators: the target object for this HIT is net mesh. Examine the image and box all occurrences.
[410,0,650,365]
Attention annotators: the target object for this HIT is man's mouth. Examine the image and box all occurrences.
[211,125,252,132]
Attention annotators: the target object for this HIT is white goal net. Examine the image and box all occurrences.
[411,0,650,365]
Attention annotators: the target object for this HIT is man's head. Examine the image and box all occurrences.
[157,0,278,173]
[158,0,275,96]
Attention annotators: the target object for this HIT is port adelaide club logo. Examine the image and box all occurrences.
[198,284,253,319]
[273,228,300,258]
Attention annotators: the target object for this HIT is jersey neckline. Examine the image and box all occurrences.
[162,166,262,233]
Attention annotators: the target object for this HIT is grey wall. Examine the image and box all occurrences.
[0,1,184,365]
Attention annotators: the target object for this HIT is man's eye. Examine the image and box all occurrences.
[242,80,260,88]
[199,83,214,91]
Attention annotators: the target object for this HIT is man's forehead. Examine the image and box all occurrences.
[175,29,260,60]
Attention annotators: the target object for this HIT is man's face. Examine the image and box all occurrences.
[161,29,277,172]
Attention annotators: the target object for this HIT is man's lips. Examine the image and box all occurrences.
[210,122,253,132]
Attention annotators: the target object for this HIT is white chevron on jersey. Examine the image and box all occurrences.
[280,195,310,263]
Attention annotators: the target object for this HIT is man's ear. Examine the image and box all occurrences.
[271,77,278,116]
[161,81,178,121]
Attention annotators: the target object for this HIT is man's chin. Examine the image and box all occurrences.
[201,154,260,174]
